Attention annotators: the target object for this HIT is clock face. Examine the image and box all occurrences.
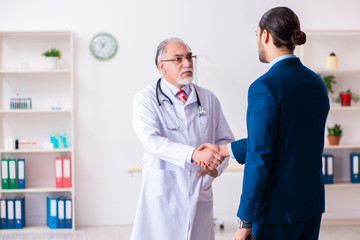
[90,33,118,60]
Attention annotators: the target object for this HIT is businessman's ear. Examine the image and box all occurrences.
[262,29,270,44]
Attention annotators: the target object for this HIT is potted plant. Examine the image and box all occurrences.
[326,52,338,69]
[42,48,61,69]
[318,74,336,94]
[327,124,342,145]
[334,89,360,106]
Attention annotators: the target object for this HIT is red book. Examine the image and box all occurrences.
[63,158,71,188]
[55,158,63,188]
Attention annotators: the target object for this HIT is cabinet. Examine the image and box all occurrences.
[296,30,360,220]
[0,31,75,231]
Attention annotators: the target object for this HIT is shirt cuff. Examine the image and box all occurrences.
[227,143,235,159]
[185,147,196,170]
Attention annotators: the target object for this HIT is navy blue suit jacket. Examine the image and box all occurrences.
[232,57,329,224]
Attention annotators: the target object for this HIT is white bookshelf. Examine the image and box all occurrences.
[297,30,360,220]
[0,31,75,231]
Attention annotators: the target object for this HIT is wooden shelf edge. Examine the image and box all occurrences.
[0,148,73,153]
[0,187,74,193]
[321,219,360,226]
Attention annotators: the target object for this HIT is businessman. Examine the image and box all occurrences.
[201,6,329,240]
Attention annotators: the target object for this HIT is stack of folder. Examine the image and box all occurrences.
[350,154,360,183]
[322,154,334,184]
[1,159,25,189]
[47,197,72,229]
[0,197,25,229]
[55,158,71,188]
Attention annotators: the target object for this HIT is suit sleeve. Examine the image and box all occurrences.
[237,80,278,222]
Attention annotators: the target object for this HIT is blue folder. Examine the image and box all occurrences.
[0,198,7,229]
[17,159,25,189]
[322,155,327,183]
[350,154,360,183]
[7,199,15,229]
[47,197,58,229]
[326,154,334,184]
[65,198,72,229]
[15,197,25,229]
[58,198,65,228]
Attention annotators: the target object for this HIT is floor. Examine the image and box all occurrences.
[1,222,360,239]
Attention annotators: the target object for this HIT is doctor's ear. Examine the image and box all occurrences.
[158,61,166,74]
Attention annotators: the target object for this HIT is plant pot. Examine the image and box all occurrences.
[340,93,351,106]
[328,135,341,145]
[45,56,59,70]
[326,55,338,69]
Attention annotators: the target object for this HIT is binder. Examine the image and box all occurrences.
[322,155,326,183]
[326,155,334,184]
[8,159,17,189]
[15,197,25,229]
[17,159,25,189]
[65,198,72,228]
[1,159,9,189]
[63,158,71,188]
[55,158,63,188]
[47,197,58,229]
[58,198,65,228]
[350,154,360,183]
[0,199,7,229]
[7,199,15,229]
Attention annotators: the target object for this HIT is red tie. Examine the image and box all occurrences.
[178,90,187,104]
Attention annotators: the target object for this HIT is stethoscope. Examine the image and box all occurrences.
[156,78,206,130]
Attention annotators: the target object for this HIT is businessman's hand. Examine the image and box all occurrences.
[234,228,252,240]
[192,146,223,170]
[200,143,230,158]
[197,168,218,178]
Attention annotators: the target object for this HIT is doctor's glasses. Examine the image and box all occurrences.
[159,53,195,65]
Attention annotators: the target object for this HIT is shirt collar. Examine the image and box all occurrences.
[161,78,191,96]
[269,54,297,69]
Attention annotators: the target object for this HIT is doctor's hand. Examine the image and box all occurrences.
[197,168,218,178]
[200,143,230,158]
[191,146,223,170]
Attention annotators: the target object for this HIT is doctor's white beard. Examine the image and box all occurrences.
[176,68,193,85]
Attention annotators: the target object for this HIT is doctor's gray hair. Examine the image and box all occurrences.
[155,37,191,69]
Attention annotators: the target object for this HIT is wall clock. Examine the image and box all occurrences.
[90,33,118,60]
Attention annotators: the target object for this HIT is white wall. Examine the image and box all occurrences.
[1,0,360,226]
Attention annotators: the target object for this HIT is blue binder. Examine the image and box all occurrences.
[350,154,360,183]
[322,155,327,183]
[65,198,72,229]
[0,198,7,229]
[15,197,25,229]
[17,159,25,189]
[47,197,58,229]
[7,199,15,229]
[58,198,65,228]
[326,154,334,184]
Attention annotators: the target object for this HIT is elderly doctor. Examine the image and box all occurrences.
[131,37,234,240]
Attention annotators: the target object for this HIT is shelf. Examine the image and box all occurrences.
[325,182,360,189]
[0,148,72,153]
[315,68,360,74]
[0,69,71,74]
[0,109,72,114]
[330,106,360,111]
[324,144,360,150]
[0,225,74,232]
[0,187,73,193]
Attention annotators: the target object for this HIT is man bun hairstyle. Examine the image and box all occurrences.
[259,6,306,51]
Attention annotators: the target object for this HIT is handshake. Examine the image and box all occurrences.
[191,143,230,171]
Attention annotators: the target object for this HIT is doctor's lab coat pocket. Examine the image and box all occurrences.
[199,174,215,202]
[145,168,176,201]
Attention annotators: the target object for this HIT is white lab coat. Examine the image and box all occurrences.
[131,79,234,240]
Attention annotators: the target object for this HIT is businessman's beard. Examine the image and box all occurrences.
[258,42,267,63]
[176,68,193,85]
